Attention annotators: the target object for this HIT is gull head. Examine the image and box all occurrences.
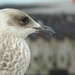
[0,8,55,39]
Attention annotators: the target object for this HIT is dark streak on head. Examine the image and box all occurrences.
[5,9,31,27]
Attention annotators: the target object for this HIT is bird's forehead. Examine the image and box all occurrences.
[0,9,29,18]
[0,9,36,28]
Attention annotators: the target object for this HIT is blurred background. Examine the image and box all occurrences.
[0,0,75,75]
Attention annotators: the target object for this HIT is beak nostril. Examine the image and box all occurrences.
[42,26,47,29]
[33,27,39,29]
[43,27,47,29]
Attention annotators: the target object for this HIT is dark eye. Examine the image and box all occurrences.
[21,17,29,24]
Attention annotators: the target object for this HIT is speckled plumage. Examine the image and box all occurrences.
[0,8,55,75]
[0,8,40,75]
[0,35,30,75]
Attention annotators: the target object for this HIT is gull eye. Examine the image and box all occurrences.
[21,17,29,24]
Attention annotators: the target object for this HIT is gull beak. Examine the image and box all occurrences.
[34,25,56,36]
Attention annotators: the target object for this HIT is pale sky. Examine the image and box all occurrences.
[0,0,68,5]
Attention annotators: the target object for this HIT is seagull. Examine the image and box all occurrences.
[0,8,55,75]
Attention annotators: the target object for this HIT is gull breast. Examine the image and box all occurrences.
[0,35,30,75]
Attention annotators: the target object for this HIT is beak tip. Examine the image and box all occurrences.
[53,33,56,37]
